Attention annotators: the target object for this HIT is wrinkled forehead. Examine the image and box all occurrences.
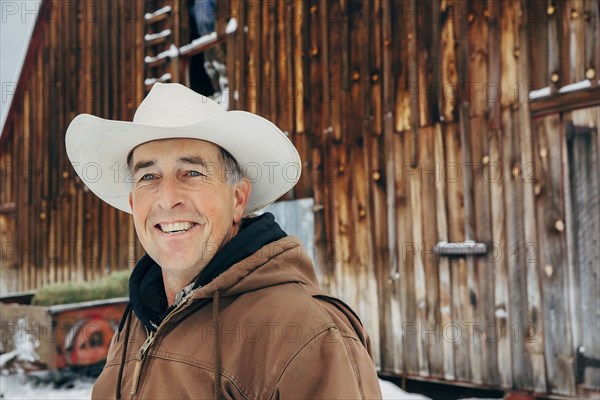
[127,138,222,167]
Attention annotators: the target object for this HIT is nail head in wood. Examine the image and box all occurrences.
[511,164,520,179]
[554,219,565,232]
[547,5,555,15]
[551,72,560,83]
[482,155,490,165]
[570,9,578,19]
[544,264,554,277]
[585,68,596,80]
[372,171,381,181]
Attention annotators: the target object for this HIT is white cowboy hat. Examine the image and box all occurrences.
[65,83,301,215]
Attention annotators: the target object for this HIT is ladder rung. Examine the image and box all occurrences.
[144,5,171,25]
[145,29,172,46]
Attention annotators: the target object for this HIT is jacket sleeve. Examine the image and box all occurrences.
[273,325,382,399]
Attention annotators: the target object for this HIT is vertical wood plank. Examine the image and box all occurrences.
[470,115,496,385]
[434,122,455,381]
[532,115,575,395]
[395,130,415,375]
[547,0,561,91]
[500,0,518,106]
[440,2,457,122]
[468,0,488,117]
[445,122,471,381]
[246,0,260,114]
[489,127,512,388]
[527,0,548,90]
[409,129,428,375]
[517,0,547,392]
[420,126,442,377]
[583,0,599,85]
[501,107,531,389]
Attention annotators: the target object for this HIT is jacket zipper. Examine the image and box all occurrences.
[129,295,194,396]
[130,330,155,395]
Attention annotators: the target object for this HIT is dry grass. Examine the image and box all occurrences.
[32,270,130,306]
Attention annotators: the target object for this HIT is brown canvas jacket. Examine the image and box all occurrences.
[92,236,382,399]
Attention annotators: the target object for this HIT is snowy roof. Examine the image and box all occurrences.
[0,1,42,137]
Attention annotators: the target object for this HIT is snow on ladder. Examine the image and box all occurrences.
[144,2,177,91]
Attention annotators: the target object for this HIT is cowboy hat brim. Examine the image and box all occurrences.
[65,111,301,215]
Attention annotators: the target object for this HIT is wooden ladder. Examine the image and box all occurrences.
[144,0,181,92]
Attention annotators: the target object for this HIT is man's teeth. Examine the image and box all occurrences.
[159,222,194,233]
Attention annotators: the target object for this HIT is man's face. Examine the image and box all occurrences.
[128,138,250,281]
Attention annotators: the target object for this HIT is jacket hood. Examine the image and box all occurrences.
[127,212,319,331]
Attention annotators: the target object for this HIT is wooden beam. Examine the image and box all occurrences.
[529,86,600,118]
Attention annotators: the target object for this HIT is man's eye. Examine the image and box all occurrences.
[188,170,204,177]
[140,174,155,181]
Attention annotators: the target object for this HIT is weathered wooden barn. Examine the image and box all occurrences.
[1,0,598,397]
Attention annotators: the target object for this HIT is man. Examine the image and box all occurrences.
[66,83,381,399]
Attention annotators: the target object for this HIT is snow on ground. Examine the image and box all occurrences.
[0,373,94,399]
[0,374,431,400]
[379,378,431,399]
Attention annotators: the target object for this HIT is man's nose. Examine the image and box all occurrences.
[157,177,185,209]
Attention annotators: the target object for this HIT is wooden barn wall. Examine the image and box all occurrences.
[223,0,600,396]
[0,0,147,294]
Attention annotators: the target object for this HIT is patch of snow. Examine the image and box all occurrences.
[0,374,94,399]
[179,32,218,54]
[379,379,431,400]
[144,73,172,87]
[144,6,172,21]
[144,44,179,64]
[226,18,238,34]
[144,29,171,42]
[529,86,551,99]
[558,79,592,93]
[0,319,40,370]
[0,374,499,400]
[529,79,600,99]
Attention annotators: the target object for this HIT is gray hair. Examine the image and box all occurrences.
[219,147,244,185]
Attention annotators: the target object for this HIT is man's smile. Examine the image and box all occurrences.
[155,221,201,235]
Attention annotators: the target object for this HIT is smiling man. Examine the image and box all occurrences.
[66,83,381,399]
[128,138,251,306]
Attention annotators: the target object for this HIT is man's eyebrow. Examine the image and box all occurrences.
[131,160,155,175]
[178,156,211,168]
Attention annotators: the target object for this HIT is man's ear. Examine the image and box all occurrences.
[129,192,134,211]
[232,178,251,223]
